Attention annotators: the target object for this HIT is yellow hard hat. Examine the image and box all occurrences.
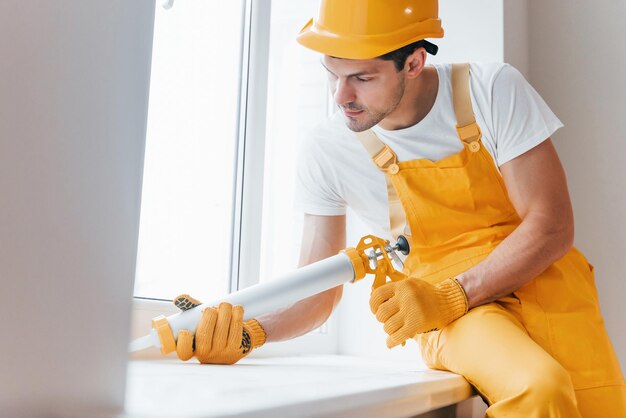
[297,0,444,59]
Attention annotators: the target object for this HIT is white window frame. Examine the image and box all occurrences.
[131,0,338,358]
[229,0,270,293]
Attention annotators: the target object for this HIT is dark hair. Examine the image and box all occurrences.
[379,40,439,71]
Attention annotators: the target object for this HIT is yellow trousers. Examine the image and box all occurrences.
[417,284,626,417]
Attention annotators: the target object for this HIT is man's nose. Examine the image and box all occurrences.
[333,79,355,106]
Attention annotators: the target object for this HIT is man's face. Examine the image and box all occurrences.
[322,55,406,132]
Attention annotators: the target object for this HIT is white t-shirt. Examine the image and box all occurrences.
[294,63,563,239]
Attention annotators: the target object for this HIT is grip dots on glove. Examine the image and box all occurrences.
[174,294,202,311]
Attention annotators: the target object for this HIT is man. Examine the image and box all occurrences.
[172,1,626,416]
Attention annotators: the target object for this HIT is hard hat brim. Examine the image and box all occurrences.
[296,18,444,60]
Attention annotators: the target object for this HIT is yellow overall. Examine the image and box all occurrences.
[363,65,626,417]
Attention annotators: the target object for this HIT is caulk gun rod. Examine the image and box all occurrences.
[215,252,355,320]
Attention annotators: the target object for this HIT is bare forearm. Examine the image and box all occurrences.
[256,214,346,342]
[457,212,574,308]
[257,286,342,342]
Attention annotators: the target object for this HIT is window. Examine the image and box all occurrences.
[133,0,336,354]
[259,0,330,282]
[134,0,327,300]
[134,0,245,302]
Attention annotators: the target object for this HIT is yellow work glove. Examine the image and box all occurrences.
[173,294,266,365]
[369,278,468,348]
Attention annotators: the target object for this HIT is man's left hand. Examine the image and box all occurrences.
[370,278,468,348]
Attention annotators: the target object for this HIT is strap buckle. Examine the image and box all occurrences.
[456,122,482,143]
[372,145,397,170]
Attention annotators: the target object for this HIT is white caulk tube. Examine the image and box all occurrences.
[129,249,366,353]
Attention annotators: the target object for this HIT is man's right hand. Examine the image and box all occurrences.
[173,295,266,365]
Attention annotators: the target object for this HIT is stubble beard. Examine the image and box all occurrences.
[342,74,406,133]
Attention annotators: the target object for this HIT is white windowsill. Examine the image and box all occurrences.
[123,355,472,418]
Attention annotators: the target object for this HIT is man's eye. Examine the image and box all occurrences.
[356,77,372,82]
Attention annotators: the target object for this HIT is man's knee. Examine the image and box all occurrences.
[485,362,580,417]
[523,364,575,402]
[510,362,578,414]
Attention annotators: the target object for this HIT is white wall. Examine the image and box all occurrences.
[0,1,154,416]
[528,0,626,374]
[503,0,529,77]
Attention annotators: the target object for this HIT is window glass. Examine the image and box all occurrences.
[259,0,331,282]
[134,0,244,301]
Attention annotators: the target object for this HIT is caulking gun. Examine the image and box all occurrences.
[129,234,410,354]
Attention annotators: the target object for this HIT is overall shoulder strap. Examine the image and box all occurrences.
[355,130,409,242]
[451,63,482,146]
[355,129,397,171]
[353,64,479,241]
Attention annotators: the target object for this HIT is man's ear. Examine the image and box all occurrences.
[405,47,427,79]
